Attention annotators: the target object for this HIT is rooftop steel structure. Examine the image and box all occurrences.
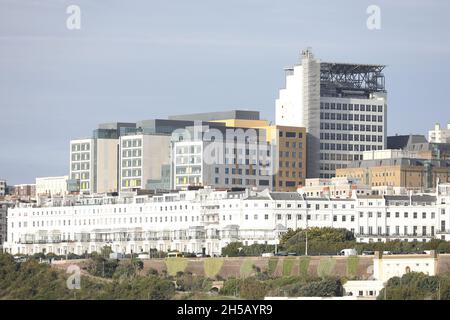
[320,62,386,98]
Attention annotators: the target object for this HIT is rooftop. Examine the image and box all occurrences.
[168,110,260,122]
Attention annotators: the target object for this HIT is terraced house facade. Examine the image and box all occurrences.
[4,184,450,256]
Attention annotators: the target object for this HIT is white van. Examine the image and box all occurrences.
[339,249,357,256]
[262,252,274,257]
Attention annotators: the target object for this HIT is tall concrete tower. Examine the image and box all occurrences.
[276,48,387,178]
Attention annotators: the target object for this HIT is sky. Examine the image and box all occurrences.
[1,0,449,184]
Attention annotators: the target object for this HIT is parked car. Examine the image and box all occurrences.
[362,251,375,256]
[275,251,288,256]
[287,252,298,256]
[383,251,393,255]
[109,252,124,260]
[261,252,274,257]
[138,253,150,259]
[13,256,27,263]
[339,248,357,256]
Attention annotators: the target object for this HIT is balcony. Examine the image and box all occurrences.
[355,233,434,238]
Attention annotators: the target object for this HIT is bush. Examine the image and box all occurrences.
[221,242,275,257]
[147,268,159,276]
[239,278,267,300]
[87,256,119,278]
[297,278,343,297]
[378,272,440,300]
[220,278,241,296]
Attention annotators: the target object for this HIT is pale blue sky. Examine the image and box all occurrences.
[1,0,449,184]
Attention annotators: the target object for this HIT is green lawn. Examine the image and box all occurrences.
[346,256,359,278]
[165,258,189,276]
[204,258,224,278]
[317,257,336,279]
[268,257,279,275]
[299,256,311,278]
[239,259,255,278]
[282,258,295,276]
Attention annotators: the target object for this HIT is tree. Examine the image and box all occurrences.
[87,255,119,278]
[221,242,245,257]
[100,246,113,259]
[378,272,439,300]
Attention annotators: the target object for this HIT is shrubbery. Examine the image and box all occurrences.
[222,228,450,257]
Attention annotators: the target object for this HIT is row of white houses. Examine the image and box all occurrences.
[3,184,450,256]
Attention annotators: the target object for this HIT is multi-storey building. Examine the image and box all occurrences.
[299,177,372,198]
[13,184,35,199]
[119,133,171,191]
[429,123,450,144]
[70,137,118,194]
[171,110,307,191]
[276,48,387,179]
[336,149,450,190]
[171,124,273,190]
[35,176,69,197]
[0,202,12,249]
[4,184,450,256]
[0,180,6,197]
[388,133,450,161]
[69,123,136,194]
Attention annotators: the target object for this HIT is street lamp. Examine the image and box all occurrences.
[301,192,309,256]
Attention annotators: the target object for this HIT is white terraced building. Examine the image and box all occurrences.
[3,184,450,256]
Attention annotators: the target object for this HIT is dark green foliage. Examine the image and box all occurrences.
[378,272,443,300]
[86,255,119,278]
[221,242,275,257]
[220,278,241,296]
[175,272,209,292]
[0,253,175,300]
[221,229,450,257]
[239,277,267,300]
[113,259,144,280]
[281,227,355,245]
[109,275,175,300]
[147,267,159,276]
[295,278,343,297]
